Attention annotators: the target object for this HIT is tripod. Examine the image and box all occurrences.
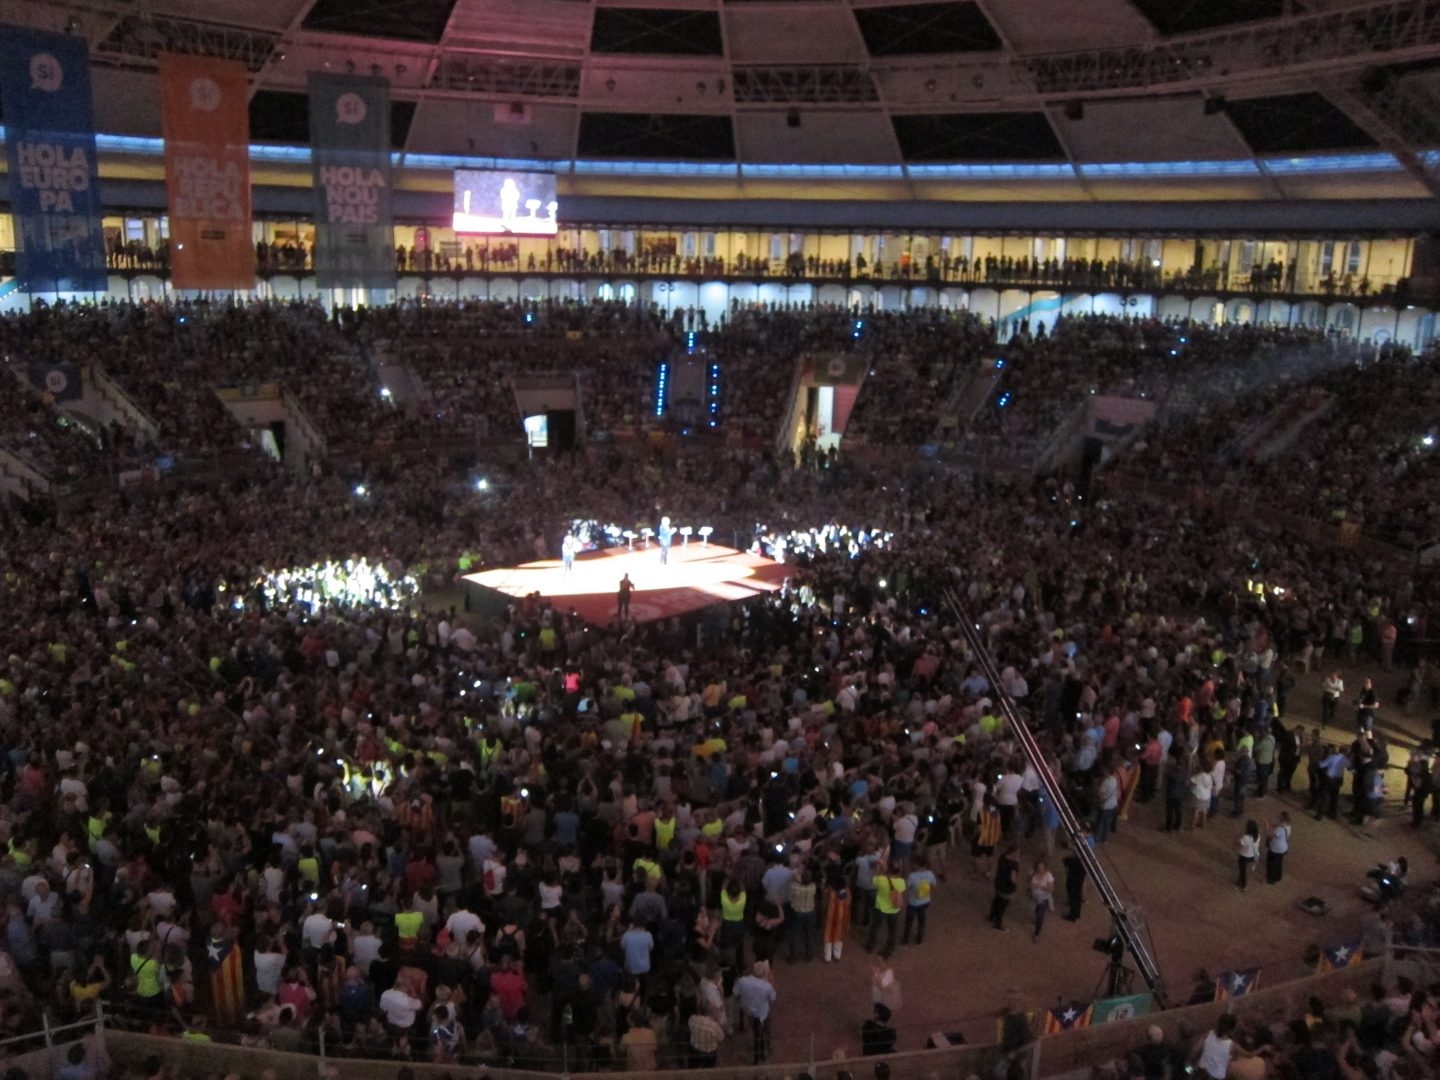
[1095,958,1135,1000]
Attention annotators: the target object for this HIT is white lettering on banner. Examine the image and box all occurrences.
[15,142,91,212]
[172,155,246,220]
[320,166,386,226]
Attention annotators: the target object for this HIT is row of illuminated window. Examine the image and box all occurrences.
[0,214,1411,292]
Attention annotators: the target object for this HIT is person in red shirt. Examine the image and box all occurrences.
[490,954,528,1022]
[404,849,438,895]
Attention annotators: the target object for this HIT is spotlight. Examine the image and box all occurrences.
[1063,100,1084,121]
[1092,934,1124,961]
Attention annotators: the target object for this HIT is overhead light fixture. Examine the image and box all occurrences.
[1203,95,1227,115]
[1063,100,1084,121]
[786,108,801,128]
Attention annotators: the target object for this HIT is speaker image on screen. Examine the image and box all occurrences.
[546,410,576,452]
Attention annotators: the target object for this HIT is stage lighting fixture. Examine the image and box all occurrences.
[1063,101,1084,121]
[786,109,801,129]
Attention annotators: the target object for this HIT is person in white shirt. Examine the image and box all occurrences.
[993,768,1024,835]
[891,806,919,866]
[145,887,177,919]
[1196,1014,1237,1079]
[350,922,383,975]
[253,934,286,997]
[379,984,424,1030]
[26,881,60,925]
[445,906,484,943]
[1321,671,1344,727]
[301,909,335,951]
[1191,765,1214,829]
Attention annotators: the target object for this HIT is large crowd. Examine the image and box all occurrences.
[6,302,1439,547]
[0,301,1436,1080]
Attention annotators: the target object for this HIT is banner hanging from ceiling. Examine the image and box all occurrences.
[159,54,254,291]
[0,26,109,294]
[307,73,396,290]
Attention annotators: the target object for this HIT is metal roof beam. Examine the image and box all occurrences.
[1323,75,1440,196]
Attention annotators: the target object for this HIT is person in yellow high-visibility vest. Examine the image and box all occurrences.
[719,876,748,966]
[633,853,663,884]
[864,862,905,959]
[395,896,425,950]
[654,807,677,852]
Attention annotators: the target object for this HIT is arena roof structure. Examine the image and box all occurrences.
[5,0,1440,214]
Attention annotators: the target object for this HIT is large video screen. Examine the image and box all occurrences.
[453,170,558,235]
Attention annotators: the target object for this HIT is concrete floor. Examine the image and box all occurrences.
[761,661,1440,1065]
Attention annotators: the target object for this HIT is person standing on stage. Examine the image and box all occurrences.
[562,533,578,579]
[658,516,674,565]
[617,573,634,621]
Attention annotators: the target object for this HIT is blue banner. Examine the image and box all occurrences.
[27,363,82,402]
[0,27,108,294]
[308,73,395,290]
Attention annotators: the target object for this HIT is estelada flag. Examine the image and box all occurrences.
[1317,942,1363,972]
[1043,1002,1093,1035]
[207,932,245,1023]
[1214,967,1261,1000]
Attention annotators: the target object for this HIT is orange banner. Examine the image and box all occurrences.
[159,55,254,290]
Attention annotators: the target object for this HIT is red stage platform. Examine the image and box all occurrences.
[462,542,787,624]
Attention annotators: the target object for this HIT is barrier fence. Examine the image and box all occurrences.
[66,956,1386,1080]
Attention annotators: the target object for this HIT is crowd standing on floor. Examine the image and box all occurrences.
[0,302,1435,1080]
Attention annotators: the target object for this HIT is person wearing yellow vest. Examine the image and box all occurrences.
[633,854,663,884]
[654,807,677,852]
[85,808,111,853]
[129,942,164,1011]
[394,897,425,949]
[719,877,748,964]
[864,862,906,959]
[478,733,503,772]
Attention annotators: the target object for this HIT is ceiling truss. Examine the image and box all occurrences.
[1323,74,1440,195]
[93,13,283,73]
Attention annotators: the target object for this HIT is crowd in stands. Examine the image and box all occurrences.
[0,344,1432,1080]
[0,388,119,484]
[6,300,1440,552]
